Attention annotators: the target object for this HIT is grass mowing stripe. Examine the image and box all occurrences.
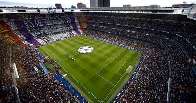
[99,50,129,81]
[87,48,129,99]
[96,49,127,76]
[107,52,134,83]
[56,42,96,78]
[72,36,104,48]
[96,50,129,98]
[43,44,87,79]
[76,45,114,71]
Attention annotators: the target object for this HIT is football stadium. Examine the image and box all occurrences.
[0,0,196,103]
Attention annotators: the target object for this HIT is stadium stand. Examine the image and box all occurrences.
[0,12,196,103]
[0,13,83,103]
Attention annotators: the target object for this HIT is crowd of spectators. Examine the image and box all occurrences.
[0,39,17,103]
[0,12,196,103]
[19,73,79,103]
[0,13,81,103]
[6,13,80,46]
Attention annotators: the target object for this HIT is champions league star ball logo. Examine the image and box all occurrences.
[78,46,94,54]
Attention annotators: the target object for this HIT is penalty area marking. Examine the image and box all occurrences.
[126,65,133,73]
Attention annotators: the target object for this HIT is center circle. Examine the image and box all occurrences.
[78,46,94,54]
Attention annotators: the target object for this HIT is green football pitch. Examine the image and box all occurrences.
[39,36,141,103]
